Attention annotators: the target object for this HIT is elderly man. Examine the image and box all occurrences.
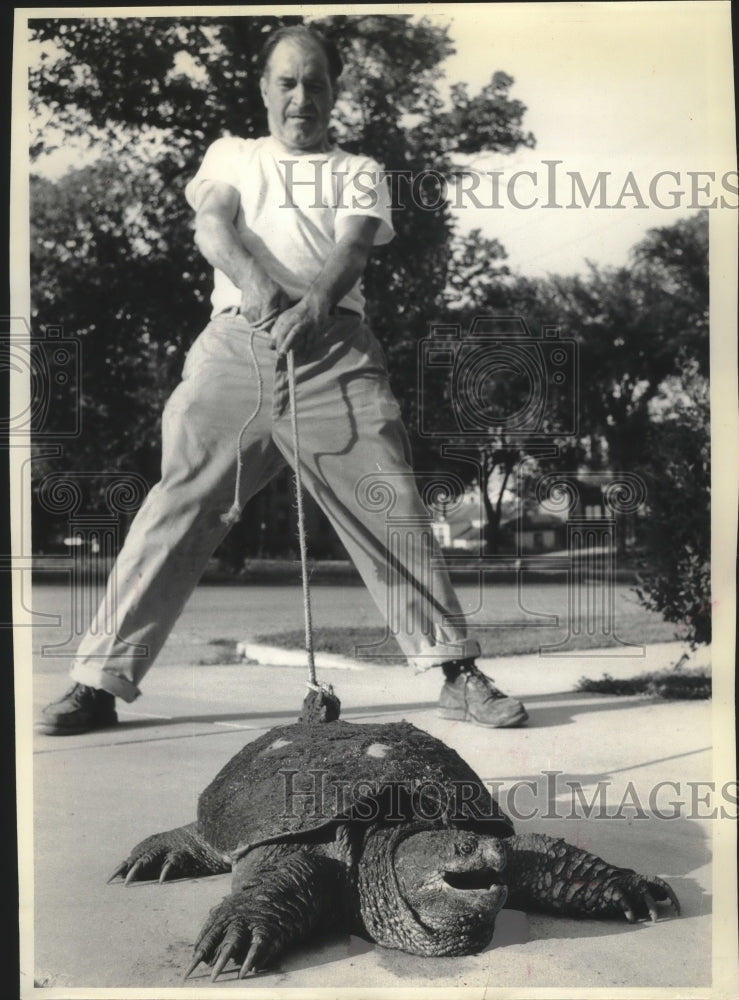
[38,25,528,735]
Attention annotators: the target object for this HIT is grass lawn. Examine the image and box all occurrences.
[252,603,710,699]
[254,597,686,662]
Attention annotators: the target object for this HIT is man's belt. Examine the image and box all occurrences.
[220,304,360,319]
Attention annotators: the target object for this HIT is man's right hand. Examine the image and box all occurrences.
[193,179,291,328]
[238,260,291,327]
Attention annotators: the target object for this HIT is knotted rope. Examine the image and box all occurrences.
[220,315,271,529]
[220,315,339,721]
[286,348,317,688]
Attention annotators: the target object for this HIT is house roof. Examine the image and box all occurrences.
[500,513,568,531]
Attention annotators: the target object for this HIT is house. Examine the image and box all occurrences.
[497,511,568,554]
[429,474,627,556]
[430,489,486,552]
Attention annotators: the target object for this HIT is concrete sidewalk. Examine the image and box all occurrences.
[29,642,715,992]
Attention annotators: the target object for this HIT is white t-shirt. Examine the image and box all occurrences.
[185,135,395,317]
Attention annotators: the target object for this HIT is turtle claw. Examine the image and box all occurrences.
[109,826,229,886]
[185,915,273,980]
[644,890,659,923]
[616,893,636,924]
[107,860,128,884]
[184,949,206,981]
[211,942,237,982]
[239,933,268,978]
[125,860,146,885]
[617,873,681,922]
[651,876,681,916]
[189,893,276,980]
[239,955,255,979]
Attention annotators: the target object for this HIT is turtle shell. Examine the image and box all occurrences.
[197,719,514,854]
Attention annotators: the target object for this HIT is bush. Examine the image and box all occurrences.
[634,363,711,647]
[577,667,711,700]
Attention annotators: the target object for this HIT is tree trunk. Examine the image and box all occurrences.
[482,482,499,554]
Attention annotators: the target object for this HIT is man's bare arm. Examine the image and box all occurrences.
[270,216,381,356]
[193,181,288,323]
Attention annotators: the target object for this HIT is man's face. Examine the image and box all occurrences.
[260,38,335,153]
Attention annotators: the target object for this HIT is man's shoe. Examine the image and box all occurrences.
[439,663,528,728]
[36,683,118,736]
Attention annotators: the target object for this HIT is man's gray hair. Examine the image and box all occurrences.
[258,25,343,84]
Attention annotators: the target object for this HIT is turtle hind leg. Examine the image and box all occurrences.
[503,832,680,922]
[108,822,230,885]
[187,846,345,981]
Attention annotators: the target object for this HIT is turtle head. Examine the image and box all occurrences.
[359,823,508,957]
[393,827,508,954]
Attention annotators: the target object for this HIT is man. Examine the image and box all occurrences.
[38,25,528,735]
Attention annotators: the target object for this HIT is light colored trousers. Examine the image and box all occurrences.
[71,312,480,702]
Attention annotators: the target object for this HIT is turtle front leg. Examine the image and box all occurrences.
[186,845,346,981]
[108,822,230,885]
[504,832,680,922]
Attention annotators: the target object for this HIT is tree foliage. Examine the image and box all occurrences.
[423,212,710,552]
[634,362,711,646]
[455,213,709,466]
[27,16,710,602]
[28,13,536,551]
[30,161,207,485]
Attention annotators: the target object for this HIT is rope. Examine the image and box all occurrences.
[220,315,271,528]
[219,310,318,694]
[286,349,317,687]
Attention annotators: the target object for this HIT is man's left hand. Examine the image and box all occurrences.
[270,291,331,357]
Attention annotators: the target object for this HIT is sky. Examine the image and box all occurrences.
[24,2,736,277]
[428,1,736,275]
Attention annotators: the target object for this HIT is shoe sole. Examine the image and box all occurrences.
[439,706,529,728]
[35,715,118,736]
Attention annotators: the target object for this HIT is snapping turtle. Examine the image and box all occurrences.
[109,720,679,980]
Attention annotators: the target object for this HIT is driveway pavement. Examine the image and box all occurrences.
[24,636,728,995]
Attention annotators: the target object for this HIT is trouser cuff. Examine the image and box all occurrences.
[410,636,481,673]
[70,663,142,703]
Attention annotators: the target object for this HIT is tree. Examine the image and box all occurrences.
[28,13,537,556]
[445,228,511,312]
[420,230,584,554]
[556,213,709,472]
[414,212,710,553]
[479,213,710,474]
[30,161,206,484]
[634,361,711,647]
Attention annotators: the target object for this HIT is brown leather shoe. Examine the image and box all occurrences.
[439,663,528,728]
[36,683,118,736]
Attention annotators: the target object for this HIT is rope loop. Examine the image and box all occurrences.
[220,324,264,526]
[219,315,318,692]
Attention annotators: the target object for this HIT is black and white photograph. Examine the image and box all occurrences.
[10,2,737,995]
